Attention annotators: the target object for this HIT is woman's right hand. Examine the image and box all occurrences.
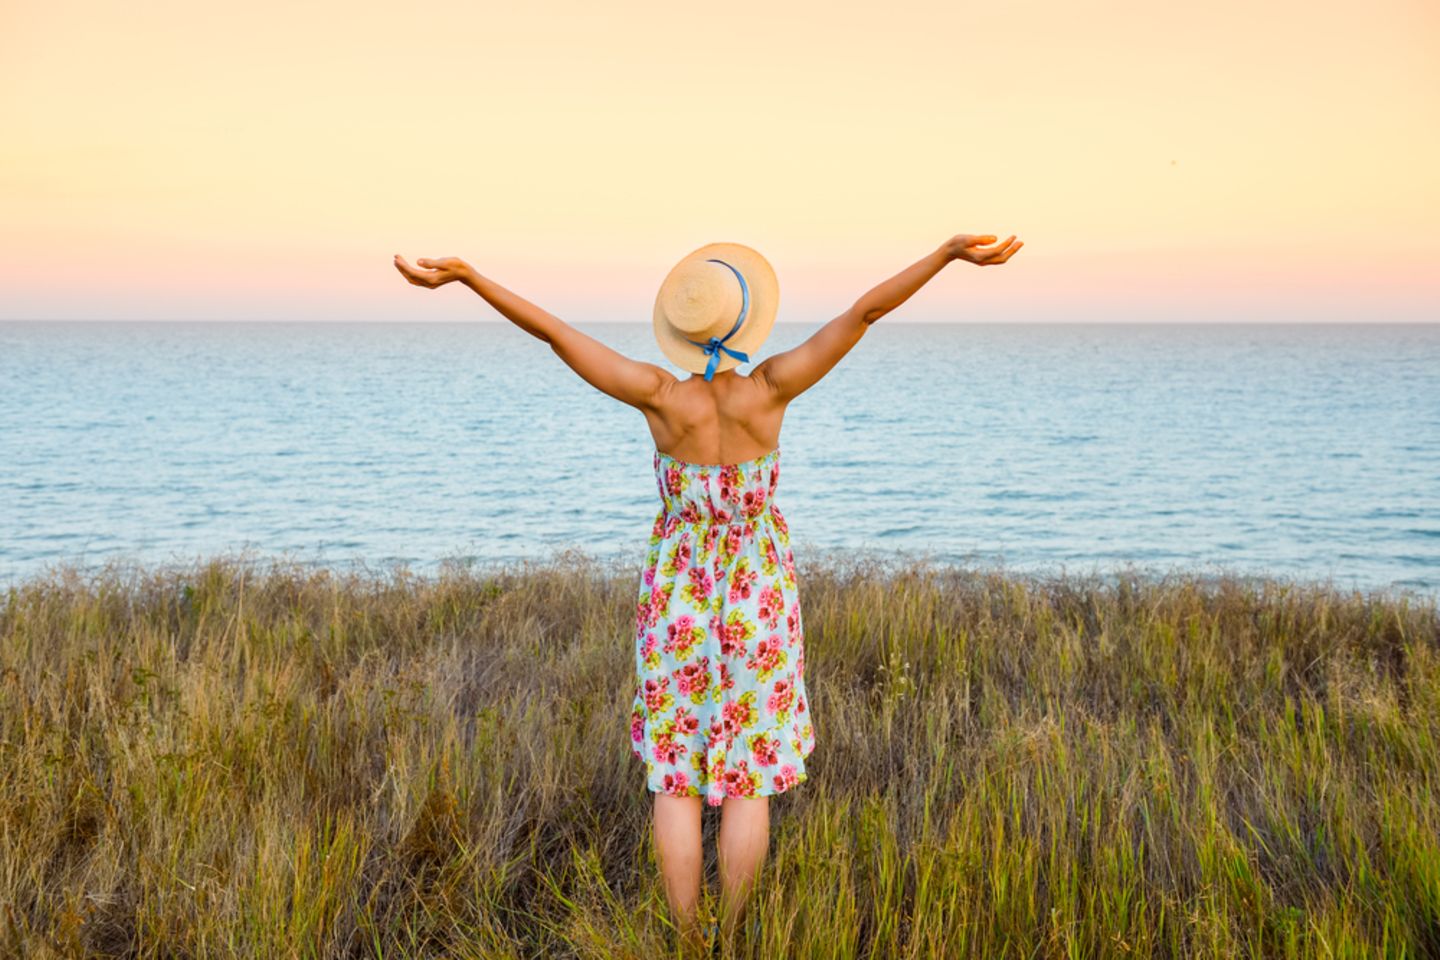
[943,234,1023,266]
[393,255,474,288]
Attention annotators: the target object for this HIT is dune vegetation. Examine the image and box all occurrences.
[1,550,1437,958]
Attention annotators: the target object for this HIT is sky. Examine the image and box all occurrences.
[1,0,1436,323]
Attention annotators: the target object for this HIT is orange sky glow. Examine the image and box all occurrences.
[1,0,1436,322]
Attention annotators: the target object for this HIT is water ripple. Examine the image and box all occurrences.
[0,319,1437,601]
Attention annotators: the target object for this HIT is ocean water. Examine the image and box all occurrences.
[2,320,1437,600]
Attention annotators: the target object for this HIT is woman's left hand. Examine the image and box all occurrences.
[943,234,1023,266]
[393,255,473,288]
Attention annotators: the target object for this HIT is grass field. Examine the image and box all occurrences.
[2,551,1437,958]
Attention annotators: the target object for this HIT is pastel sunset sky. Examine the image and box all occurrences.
[2,0,1435,323]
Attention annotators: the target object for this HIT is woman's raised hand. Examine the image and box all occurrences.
[943,234,1024,266]
[393,254,473,288]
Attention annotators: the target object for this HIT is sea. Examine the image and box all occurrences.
[2,320,1437,601]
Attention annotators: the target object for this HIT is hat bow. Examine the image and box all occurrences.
[684,258,751,382]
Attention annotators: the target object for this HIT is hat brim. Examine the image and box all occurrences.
[653,242,779,376]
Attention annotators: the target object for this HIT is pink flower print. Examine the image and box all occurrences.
[679,502,702,524]
[724,526,743,558]
[687,566,713,602]
[653,730,687,765]
[675,661,709,699]
[727,563,758,603]
[651,514,667,538]
[707,713,727,748]
[630,710,645,748]
[668,613,696,641]
[772,764,799,791]
[710,504,733,524]
[704,525,722,556]
[751,733,779,766]
[643,563,656,587]
[763,537,779,569]
[664,515,683,538]
[722,760,758,799]
[673,538,692,571]
[663,771,691,796]
[709,749,727,777]
[672,704,701,737]
[722,696,756,737]
[660,582,677,614]
[773,507,789,537]
[785,606,801,645]
[718,465,739,501]
[713,616,746,658]
[642,676,671,713]
[640,633,658,660]
[664,614,700,658]
[746,634,785,677]
[742,486,766,518]
[666,465,684,497]
[767,677,794,716]
[718,660,736,694]
[757,584,784,628]
[797,692,807,715]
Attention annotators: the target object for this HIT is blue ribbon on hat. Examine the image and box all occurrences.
[684,257,750,382]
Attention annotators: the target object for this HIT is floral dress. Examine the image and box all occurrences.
[629,446,815,806]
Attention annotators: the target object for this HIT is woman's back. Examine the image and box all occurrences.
[641,367,788,464]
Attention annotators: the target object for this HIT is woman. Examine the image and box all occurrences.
[393,232,1023,952]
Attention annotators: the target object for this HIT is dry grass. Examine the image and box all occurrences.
[1,549,1437,958]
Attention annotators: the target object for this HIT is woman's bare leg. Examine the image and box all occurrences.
[717,795,769,939]
[652,793,705,948]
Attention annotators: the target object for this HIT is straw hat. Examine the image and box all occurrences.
[653,242,779,380]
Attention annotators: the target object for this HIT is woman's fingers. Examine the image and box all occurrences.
[401,255,464,286]
[393,255,439,287]
[396,254,435,273]
[980,238,1023,264]
[965,237,1009,262]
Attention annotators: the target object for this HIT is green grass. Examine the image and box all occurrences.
[1,550,1437,958]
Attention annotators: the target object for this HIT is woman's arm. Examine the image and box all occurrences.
[753,233,1022,402]
[394,254,673,411]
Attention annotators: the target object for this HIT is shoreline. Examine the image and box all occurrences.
[4,545,1435,608]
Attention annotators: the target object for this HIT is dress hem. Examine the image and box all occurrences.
[644,771,811,804]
